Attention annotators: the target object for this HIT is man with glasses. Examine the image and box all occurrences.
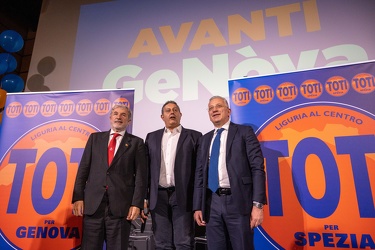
[193,96,267,250]
[72,104,147,250]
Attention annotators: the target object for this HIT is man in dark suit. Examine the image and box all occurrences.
[193,96,267,250]
[72,104,147,250]
[143,100,202,249]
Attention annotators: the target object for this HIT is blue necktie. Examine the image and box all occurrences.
[208,128,224,192]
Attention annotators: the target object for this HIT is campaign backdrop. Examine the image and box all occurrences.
[28,0,375,139]
[229,61,375,249]
[0,89,134,250]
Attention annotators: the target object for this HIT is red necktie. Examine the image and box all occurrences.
[108,133,120,165]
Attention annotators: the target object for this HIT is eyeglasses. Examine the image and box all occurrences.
[208,104,226,112]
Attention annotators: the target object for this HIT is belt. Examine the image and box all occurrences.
[158,186,175,192]
[215,188,231,196]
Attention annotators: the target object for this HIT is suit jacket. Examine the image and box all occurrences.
[193,122,266,218]
[145,126,202,212]
[72,130,147,217]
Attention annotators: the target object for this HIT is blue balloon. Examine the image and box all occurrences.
[6,54,17,73]
[0,53,17,73]
[1,73,24,93]
[0,30,24,53]
[0,61,7,75]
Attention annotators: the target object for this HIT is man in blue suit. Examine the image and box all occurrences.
[193,96,267,250]
[144,100,202,249]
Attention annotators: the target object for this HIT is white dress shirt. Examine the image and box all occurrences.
[109,130,125,155]
[159,125,181,187]
[210,120,230,188]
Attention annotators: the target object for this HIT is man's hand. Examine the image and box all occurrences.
[72,201,84,216]
[250,206,264,229]
[140,199,149,223]
[194,210,206,226]
[127,206,140,221]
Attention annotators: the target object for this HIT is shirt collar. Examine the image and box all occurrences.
[110,130,125,136]
[214,120,230,133]
[164,124,182,134]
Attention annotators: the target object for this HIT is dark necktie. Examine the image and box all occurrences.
[108,133,120,165]
[208,128,224,192]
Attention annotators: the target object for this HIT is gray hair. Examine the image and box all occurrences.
[110,104,132,120]
[209,96,229,107]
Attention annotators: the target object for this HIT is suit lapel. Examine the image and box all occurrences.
[110,132,131,166]
[203,130,214,186]
[102,131,111,167]
[205,130,215,163]
[156,129,164,166]
[176,127,187,155]
[226,122,237,158]
[148,129,164,177]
